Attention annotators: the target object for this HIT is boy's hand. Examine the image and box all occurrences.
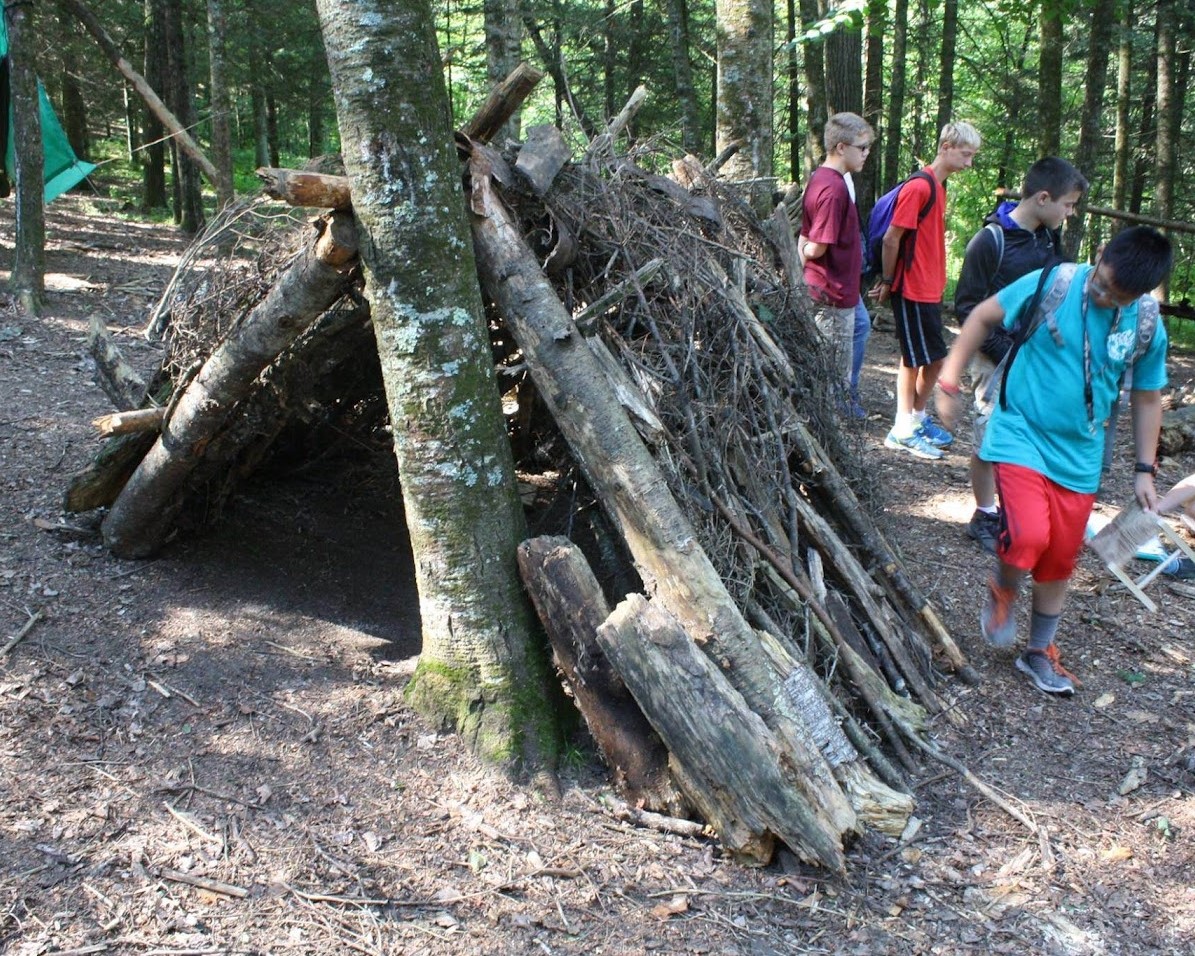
[1134,471,1159,511]
[870,279,892,304]
[935,381,963,431]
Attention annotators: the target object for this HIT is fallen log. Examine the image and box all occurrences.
[101,212,359,558]
[87,316,148,410]
[517,536,683,815]
[460,62,546,144]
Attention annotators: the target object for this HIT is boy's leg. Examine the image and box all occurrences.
[967,358,1000,552]
[886,296,944,459]
[813,304,856,402]
[981,463,1052,647]
[850,298,871,404]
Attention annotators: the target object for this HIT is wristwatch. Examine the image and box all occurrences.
[1134,460,1158,476]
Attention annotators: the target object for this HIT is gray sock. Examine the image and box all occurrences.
[1027,611,1061,653]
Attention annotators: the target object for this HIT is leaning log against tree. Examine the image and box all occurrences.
[517,536,683,816]
[101,212,359,558]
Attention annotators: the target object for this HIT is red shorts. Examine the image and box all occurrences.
[994,463,1097,582]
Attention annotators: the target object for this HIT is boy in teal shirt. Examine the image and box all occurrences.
[935,227,1172,695]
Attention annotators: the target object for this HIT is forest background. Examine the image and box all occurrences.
[12,0,1195,313]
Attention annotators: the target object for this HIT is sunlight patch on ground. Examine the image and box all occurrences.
[886,488,974,525]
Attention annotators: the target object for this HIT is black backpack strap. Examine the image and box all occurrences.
[899,171,938,274]
[997,264,1060,411]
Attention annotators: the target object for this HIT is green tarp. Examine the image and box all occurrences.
[0,18,97,203]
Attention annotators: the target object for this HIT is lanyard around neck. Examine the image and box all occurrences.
[1080,271,1122,433]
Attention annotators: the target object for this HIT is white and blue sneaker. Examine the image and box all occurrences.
[884,428,944,460]
[915,417,954,448]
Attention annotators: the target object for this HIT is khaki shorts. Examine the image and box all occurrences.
[969,354,998,449]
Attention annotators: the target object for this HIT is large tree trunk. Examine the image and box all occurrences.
[934,0,957,135]
[859,0,885,209]
[316,0,560,772]
[5,0,45,315]
[1154,0,1176,225]
[1112,1,1133,224]
[101,213,359,557]
[798,0,826,168]
[205,0,235,207]
[161,0,204,232]
[1065,0,1115,258]
[664,0,703,156]
[823,1,862,115]
[715,0,774,199]
[882,0,908,183]
[141,0,167,210]
[1038,3,1063,156]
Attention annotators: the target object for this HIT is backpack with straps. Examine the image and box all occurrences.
[862,170,937,281]
[986,263,1160,410]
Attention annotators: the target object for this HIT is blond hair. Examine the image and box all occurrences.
[824,112,873,153]
[939,121,981,151]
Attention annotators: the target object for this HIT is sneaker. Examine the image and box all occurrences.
[967,509,1002,555]
[915,417,954,447]
[884,429,944,460]
[980,578,1018,647]
[1015,645,1077,696]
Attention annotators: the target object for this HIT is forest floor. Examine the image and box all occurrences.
[1,195,1194,956]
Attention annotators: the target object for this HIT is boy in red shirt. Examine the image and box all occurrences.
[874,122,981,459]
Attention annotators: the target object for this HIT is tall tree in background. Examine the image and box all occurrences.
[908,0,931,161]
[5,0,44,314]
[316,0,559,769]
[483,0,523,143]
[142,0,167,209]
[1154,0,1174,223]
[934,0,957,135]
[1038,2,1063,156]
[798,0,826,166]
[664,0,703,155]
[715,0,774,190]
[206,0,234,206]
[160,0,204,231]
[1065,0,1115,257]
[882,0,908,182]
[823,4,861,115]
[860,0,884,205]
[1112,1,1133,224]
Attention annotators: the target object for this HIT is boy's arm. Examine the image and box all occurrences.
[935,296,1007,430]
[953,228,999,321]
[1129,389,1163,510]
[872,224,906,304]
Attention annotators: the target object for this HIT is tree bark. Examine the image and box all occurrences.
[934,0,957,135]
[317,0,561,772]
[859,0,885,209]
[256,167,352,210]
[101,213,359,558]
[715,0,774,194]
[59,0,219,190]
[161,0,204,232]
[1038,3,1063,156]
[1154,0,1176,224]
[882,0,907,183]
[798,0,826,168]
[1112,1,1132,223]
[205,0,235,207]
[823,2,862,114]
[461,62,544,144]
[88,315,147,410]
[663,0,703,156]
[517,537,682,814]
[483,0,524,144]
[5,0,45,314]
[1065,0,1115,258]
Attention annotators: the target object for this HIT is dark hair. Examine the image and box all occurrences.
[1102,226,1174,297]
[1022,157,1088,199]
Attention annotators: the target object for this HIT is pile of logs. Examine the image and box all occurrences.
[69,67,989,870]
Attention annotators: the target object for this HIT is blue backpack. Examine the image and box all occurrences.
[863,170,937,281]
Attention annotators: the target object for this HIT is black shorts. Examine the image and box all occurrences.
[892,295,946,368]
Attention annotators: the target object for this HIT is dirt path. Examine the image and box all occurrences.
[1,197,1192,955]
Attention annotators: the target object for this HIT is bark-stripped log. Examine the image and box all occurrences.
[101,213,359,558]
[256,168,353,210]
[88,316,148,411]
[517,536,683,814]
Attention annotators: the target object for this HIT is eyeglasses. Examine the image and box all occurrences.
[1090,265,1137,308]
[849,142,872,152]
